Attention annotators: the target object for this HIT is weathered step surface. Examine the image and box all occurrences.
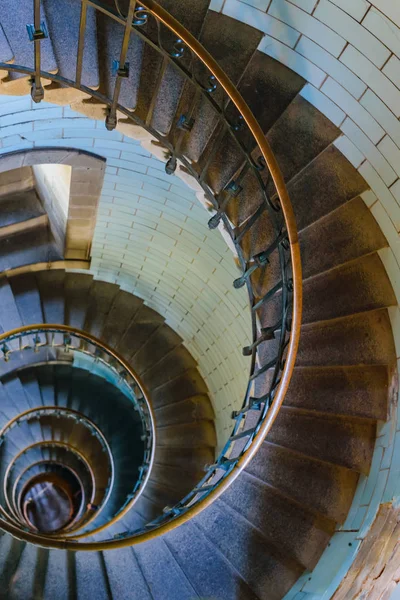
[299,196,388,279]
[284,365,390,421]
[157,420,216,448]
[64,272,94,329]
[141,344,197,388]
[150,368,209,408]
[164,521,260,600]
[246,441,359,523]
[220,472,335,570]
[287,145,369,231]
[0,226,61,271]
[0,25,13,64]
[195,500,304,600]
[132,324,182,374]
[266,94,340,185]
[301,253,396,324]
[154,394,215,426]
[116,304,165,360]
[295,309,396,368]
[100,290,143,349]
[0,190,45,228]
[269,408,376,474]
[0,167,34,198]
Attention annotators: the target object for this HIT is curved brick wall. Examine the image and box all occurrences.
[0,95,252,451]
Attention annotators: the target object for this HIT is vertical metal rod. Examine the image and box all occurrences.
[76,0,88,86]
[105,0,135,130]
[32,0,44,102]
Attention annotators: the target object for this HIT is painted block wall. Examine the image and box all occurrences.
[0,95,251,451]
[207,1,400,597]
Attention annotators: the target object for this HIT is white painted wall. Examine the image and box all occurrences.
[0,95,252,451]
[33,163,71,253]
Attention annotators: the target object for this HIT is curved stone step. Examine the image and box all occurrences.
[268,408,376,474]
[74,552,110,600]
[64,272,94,330]
[246,441,359,523]
[141,344,197,388]
[150,368,209,408]
[299,196,388,279]
[284,365,390,421]
[220,471,335,570]
[154,394,215,426]
[0,190,45,229]
[0,534,26,597]
[43,549,70,600]
[7,542,48,600]
[194,501,304,600]
[102,546,152,600]
[163,521,259,600]
[115,304,165,360]
[300,253,396,324]
[296,309,396,368]
[288,145,369,231]
[100,289,143,349]
[131,323,182,374]
[157,420,216,448]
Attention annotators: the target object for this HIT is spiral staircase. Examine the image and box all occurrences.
[0,1,397,599]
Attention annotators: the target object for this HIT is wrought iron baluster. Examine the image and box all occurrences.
[252,279,284,312]
[208,163,250,230]
[233,231,289,289]
[76,0,88,87]
[105,1,136,131]
[27,0,46,102]
[234,201,268,245]
[198,122,227,184]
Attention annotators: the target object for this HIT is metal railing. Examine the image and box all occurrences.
[0,406,114,530]
[0,325,156,543]
[0,0,302,549]
[16,462,86,532]
[13,460,89,532]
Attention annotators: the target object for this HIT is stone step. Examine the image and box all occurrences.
[194,501,304,600]
[301,253,396,324]
[141,344,197,389]
[157,420,216,448]
[288,145,369,231]
[221,471,335,570]
[0,189,45,229]
[63,272,94,330]
[154,394,215,427]
[269,408,376,474]
[246,440,359,523]
[299,196,388,279]
[284,365,390,421]
[166,520,259,600]
[43,0,99,88]
[150,368,209,408]
[116,304,165,360]
[100,289,143,350]
[132,323,182,374]
[0,167,34,199]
